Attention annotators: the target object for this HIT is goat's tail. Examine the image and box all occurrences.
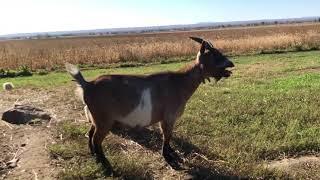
[65,63,89,88]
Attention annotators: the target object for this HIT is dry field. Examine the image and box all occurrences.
[0,23,320,70]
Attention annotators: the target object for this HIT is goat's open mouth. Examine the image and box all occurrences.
[213,69,233,81]
[222,69,232,77]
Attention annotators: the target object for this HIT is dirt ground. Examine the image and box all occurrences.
[1,87,320,179]
[266,155,320,179]
[0,87,81,179]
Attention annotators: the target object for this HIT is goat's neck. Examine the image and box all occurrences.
[177,61,203,102]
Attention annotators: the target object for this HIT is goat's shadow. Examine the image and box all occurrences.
[111,125,245,179]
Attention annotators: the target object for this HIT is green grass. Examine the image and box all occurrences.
[0,60,188,89]
[4,50,320,178]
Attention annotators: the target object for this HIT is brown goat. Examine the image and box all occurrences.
[66,37,234,175]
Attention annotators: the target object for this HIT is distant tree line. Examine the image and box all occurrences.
[8,17,320,40]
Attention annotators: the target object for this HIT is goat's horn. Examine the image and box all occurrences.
[190,37,214,50]
[189,37,204,44]
[207,41,214,48]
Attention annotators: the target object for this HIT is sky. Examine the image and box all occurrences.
[0,0,319,35]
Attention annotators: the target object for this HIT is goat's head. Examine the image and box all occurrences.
[190,37,234,82]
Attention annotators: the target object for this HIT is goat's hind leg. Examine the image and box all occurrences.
[88,125,95,155]
[92,124,113,176]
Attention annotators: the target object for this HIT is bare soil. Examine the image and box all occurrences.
[266,155,320,179]
[0,87,80,180]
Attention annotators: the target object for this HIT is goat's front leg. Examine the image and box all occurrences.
[160,120,183,169]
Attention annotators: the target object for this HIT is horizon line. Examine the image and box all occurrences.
[1,16,319,37]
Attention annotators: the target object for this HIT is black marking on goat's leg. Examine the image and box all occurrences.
[160,120,183,170]
[94,144,113,176]
[88,125,95,156]
[92,128,113,176]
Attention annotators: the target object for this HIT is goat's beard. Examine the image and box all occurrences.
[200,67,232,83]
[202,76,220,83]
[213,76,222,81]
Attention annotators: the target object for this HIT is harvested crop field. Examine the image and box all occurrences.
[0,23,320,70]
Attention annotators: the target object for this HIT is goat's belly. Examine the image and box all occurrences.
[117,108,152,128]
[116,88,152,128]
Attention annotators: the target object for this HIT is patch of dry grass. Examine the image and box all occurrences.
[0,23,320,70]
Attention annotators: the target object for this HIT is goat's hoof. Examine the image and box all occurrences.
[165,158,184,170]
[102,168,113,177]
[162,147,184,163]
[100,162,113,176]
[88,148,95,156]
[162,145,185,170]
[172,152,184,164]
[163,152,184,170]
[96,157,113,176]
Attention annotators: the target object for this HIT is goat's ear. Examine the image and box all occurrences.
[200,41,206,54]
[190,36,204,44]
